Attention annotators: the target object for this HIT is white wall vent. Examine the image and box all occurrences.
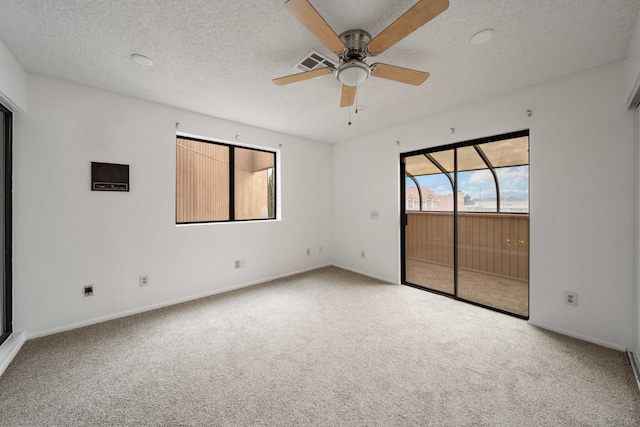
[294,50,338,72]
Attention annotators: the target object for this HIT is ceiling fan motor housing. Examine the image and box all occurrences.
[338,29,372,61]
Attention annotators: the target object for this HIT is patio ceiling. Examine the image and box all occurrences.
[405,136,529,176]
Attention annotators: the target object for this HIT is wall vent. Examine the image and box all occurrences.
[294,50,338,72]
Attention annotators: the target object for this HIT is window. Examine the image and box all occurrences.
[176,137,276,224]
[425,198,434,210]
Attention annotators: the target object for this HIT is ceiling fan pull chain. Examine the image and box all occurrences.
[355,82,359,114]
[349,82,358,125]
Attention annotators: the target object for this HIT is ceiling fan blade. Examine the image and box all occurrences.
[284,0,347,53]
[273,67,333,86]
[340,84,356,107]
[367,0,449,55]
[371,63,430,85]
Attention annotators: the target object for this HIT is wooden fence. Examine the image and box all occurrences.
[406,212,528,281]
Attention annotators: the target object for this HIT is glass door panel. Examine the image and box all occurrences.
[0,103,9,342]
[0,111,3,336]
[456,144,529,316]
[404,150,455,295]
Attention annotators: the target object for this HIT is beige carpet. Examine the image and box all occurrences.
[406,259,529,317]
[0,267,638,426]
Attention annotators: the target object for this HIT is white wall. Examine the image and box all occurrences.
[333,61,636,351]
[626,12,640,108]
[13,74,333,337]
[629,11,640,356]
[0,40,27,377]
[0,38,26,112]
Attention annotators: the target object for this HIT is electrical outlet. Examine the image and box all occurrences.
[319,246,323,254]
[361,250,366,259]
[371,211,380,220]
[84,285,93,297]
[306,248,311,256]
[564,291,578,306]
[234,259,246,269]
[139,275,149,287]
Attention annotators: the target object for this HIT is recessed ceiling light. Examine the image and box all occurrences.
[131,54,153,66]
[469,29,494,45]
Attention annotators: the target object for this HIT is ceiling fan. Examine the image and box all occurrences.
[273,0,449,108]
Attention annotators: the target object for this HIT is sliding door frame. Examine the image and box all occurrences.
[400,129,530,319]
[0,102,12,346]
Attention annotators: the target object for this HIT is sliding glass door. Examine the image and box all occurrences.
[0,102,11,345]
[401,131,529,318]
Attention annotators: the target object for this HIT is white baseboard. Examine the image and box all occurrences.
[527,320,627,352]
[0,330,26,378]
[628,352,640,391]
[331,263,399,285]
[27,264,332,339]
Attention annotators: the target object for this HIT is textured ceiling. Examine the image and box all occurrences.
[0,0,638,143]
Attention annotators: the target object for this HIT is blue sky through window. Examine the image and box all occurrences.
[407,166,528,201]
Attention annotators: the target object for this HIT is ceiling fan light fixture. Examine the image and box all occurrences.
[337,61,370,87]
